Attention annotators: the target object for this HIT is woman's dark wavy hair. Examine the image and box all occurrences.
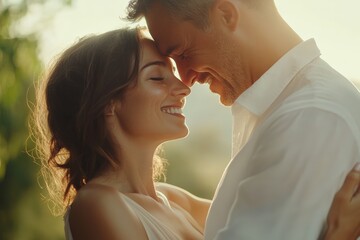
[34,28,152,213]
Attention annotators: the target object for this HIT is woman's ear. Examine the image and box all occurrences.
[214,0,239,31]
[104,100,118,116]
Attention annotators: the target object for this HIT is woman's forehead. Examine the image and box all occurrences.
[139,37,172,64]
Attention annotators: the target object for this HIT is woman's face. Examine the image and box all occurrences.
[114,37,191,144]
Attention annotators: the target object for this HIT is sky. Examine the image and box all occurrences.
[276,0,360,82]
[25,0,360,82]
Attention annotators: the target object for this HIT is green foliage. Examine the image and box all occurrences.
[163,126,230,199]
[0,35,40,179]
[0,0,72,239]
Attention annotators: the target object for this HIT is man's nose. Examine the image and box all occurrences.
[175,61,196,87]
[178,69,197,87]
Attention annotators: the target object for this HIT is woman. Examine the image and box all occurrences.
[34,27,360,239]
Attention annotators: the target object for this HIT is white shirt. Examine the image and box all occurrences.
[205,39,360,240]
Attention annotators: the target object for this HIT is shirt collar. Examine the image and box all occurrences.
[232,38,321,116]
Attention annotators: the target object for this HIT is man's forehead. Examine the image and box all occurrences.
[146,21,179,56]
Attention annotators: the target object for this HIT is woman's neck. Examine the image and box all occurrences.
[91,142,159,200]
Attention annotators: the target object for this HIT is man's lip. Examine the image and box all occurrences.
[209,86,217,93]
[209,83,219,94]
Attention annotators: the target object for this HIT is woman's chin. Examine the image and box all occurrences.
[162,128,189,142]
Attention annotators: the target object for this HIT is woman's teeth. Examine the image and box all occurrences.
[161,107,183,114]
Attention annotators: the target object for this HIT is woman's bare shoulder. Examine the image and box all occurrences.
[69,184,147,240]
[71,183,127,214]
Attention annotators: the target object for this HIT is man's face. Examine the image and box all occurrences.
[145,1,246,106]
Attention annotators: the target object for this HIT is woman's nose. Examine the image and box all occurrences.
[172,77,191,97]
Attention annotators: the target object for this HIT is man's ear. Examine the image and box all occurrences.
[214,0,239,31]
[104,100,118,116]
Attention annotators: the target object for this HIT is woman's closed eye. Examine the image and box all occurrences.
[150,77,164,81]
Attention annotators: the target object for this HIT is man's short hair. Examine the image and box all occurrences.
[126,0,215,28]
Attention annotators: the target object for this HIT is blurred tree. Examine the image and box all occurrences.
[0,0,71,239]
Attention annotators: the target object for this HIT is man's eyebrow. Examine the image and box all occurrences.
[140,60,166,71]
[165,45,179,56]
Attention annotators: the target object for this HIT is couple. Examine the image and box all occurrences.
[35,0,360,239]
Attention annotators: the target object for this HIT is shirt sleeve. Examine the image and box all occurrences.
[214,107,360,240]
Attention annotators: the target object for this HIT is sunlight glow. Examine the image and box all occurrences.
[32,0,360,83]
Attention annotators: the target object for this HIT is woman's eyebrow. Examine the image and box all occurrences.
[140,60,166,71]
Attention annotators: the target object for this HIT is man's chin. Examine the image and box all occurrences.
[209,85,235,106]
[218,92,236,106]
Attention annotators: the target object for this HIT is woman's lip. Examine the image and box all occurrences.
[161,101,185,109]
[161,105,183,108]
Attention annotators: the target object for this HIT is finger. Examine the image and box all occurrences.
[338,163,360,200]
[353,163,360,197]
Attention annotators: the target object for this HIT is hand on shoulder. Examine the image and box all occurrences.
[324,164,360,240]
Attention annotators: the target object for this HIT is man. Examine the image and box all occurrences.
[127,0,360,239]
